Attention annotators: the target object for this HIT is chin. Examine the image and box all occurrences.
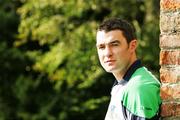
[105,68,116,73]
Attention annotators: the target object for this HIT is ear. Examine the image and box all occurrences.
[129,39,137,52]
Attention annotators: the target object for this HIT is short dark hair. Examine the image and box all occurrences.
[98,18,136,43]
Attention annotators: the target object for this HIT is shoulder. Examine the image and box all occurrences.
[122,67,161,118]
[129,67,161,87]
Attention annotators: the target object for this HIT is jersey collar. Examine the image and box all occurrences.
[113,59,142,86]
[123,59,142,82]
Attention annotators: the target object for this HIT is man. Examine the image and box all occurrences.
[96,18,161,120]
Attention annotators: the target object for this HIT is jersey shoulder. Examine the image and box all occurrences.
[122,67,161,119]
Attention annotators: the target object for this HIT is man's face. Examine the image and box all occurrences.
[96,30,134,73]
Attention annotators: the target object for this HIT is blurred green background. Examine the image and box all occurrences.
[0,0,160,119]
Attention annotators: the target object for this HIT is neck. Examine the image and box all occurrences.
[113,55,137,80]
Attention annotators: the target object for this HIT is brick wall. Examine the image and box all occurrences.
[160,0,180,119]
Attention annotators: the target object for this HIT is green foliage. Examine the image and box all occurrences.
[0,0,160,120]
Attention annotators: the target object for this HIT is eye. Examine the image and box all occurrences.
[111,41,120,46]
[112,43,119,46]
[98,45,105,50]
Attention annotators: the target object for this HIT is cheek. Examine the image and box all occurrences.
[98,53,105,66]
[98,51,103,60]
[113,48,124,55]
[114,48,129,58]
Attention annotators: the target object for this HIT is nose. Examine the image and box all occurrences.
[104,46,113,57]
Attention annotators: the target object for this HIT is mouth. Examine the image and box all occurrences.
[105,60,116,64]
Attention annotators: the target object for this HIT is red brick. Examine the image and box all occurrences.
[160,0,180,119]
[161,0,180,11]
[160,67,180,83]
[161,102,180,117]
[160,11,180,33]
[160,33,180,48]
[161,84,180,100]
[160,50,180,65]
[162,116,180,120]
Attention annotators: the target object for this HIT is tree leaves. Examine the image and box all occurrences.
[0,0,160,119]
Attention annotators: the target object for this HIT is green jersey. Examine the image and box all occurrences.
[105,60,161,120]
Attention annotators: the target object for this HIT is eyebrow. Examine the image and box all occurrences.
[96,40,120,47]
[109,40,120,44]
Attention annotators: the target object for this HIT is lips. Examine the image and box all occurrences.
[105,60,116,64]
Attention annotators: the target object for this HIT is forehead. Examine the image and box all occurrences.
[96,30,126,45]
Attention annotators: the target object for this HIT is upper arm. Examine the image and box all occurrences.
[121,81,161,119]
